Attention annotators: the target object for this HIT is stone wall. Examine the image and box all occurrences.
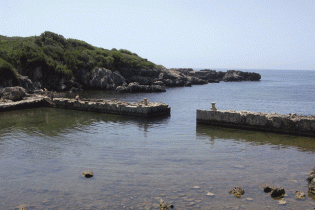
[52,98,171,117]
[197,109,315,136]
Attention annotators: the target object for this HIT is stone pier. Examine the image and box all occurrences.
[197,108,315,137]
[0,95,171,118]
[51,98,171,117]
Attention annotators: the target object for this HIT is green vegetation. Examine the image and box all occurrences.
[0,57,19,86]
[0,31,156,80]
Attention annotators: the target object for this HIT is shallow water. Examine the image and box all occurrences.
[1,70,315,209]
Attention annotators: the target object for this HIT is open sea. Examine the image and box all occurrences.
[0,69,315,209]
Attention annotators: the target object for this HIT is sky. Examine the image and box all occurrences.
[1,0,314,70]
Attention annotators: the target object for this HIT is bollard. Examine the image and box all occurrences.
[211,102,217,111]
[144,98,148,105]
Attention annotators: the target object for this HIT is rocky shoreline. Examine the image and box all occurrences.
[1,67,261,94]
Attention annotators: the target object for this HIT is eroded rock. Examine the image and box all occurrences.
[270,187,285,198]
[263,184,275,193]
[81,170,93,178]
[0,86,27,101]
[229,187,245,198]
[160,199,168,210]
[295,191,305,199]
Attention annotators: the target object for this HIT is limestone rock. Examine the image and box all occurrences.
[18,75,36,93]
[81,170,93,178]
[0,86,27,101]
[270,187,285,198]
[229,187,245,198]
[160,199,168,210]
[295,191,305,199]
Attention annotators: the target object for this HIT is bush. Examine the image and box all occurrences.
[0,58,19,85]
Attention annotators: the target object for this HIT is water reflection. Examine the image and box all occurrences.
[0,107,170,137]
[196,124,315,152]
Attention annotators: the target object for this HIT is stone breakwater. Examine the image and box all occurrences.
[0,95,48,111]
[197,109,315,136]
[52,98,171,117]
[0,95,171,117]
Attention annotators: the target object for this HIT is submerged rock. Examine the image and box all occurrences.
[81,170,93,178]
[160,199,168,210]
[263,184,275,193]
[229,187,245,198]
[270,187,285,198]
[295,191,305,199]
[307,168,315,194]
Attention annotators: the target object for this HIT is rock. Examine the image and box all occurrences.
[160,199,168,210]
[169,204,174,208]
[307,167,315,182]
[18,75,36,93]
[270,187,285,198]
[308,178,315,195]
[81,170,93,178]
[116,82,166,93]
[206,192,215,196]
[229,187,245,198]
[0,86,27,101]
[263,184,275,193]
[222,70,261,82]
[278,199,286,205]
[307,168,315,194]
[295,191,305,199]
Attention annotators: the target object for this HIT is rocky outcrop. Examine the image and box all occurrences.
[77,67,125,90]
[18,75,36,93]
[0,86,27,101]
[307,168,315,194]
[170,68,261,83]
[229,187,245,198]
[222,70,261,82]
[116,82,166,93]
[270,187,285,198]
[81,170,93,178]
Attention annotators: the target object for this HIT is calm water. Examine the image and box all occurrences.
[1,70,315,209]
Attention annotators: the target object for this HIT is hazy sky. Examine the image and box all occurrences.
[1,0,314,70]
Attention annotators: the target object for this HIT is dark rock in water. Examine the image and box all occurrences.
[229,187,245,198]
[295,191,305,199]
[0,86,27,101]
[307,168,315,194]
[307,167,315,182]
[160,199,168,210]
[263,184,275,193]
[222,70,261,82]
[270,187,285,198]
[81,170,93,178]
[169,204,174,208]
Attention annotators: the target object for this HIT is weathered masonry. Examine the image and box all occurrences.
[197,103,315,136]
[0,96,171,118]
[52,98,170,117]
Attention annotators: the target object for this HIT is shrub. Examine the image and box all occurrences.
[0,58,19,85]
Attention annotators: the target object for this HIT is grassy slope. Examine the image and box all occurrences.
[0,31,156,83]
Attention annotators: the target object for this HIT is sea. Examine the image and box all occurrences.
[0,69,315,209]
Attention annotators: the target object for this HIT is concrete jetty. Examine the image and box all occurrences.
[0,95,171,118]
[197,103,315,136]
[51,98,170,117]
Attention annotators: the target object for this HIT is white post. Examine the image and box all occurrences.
[211,102,217,111]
